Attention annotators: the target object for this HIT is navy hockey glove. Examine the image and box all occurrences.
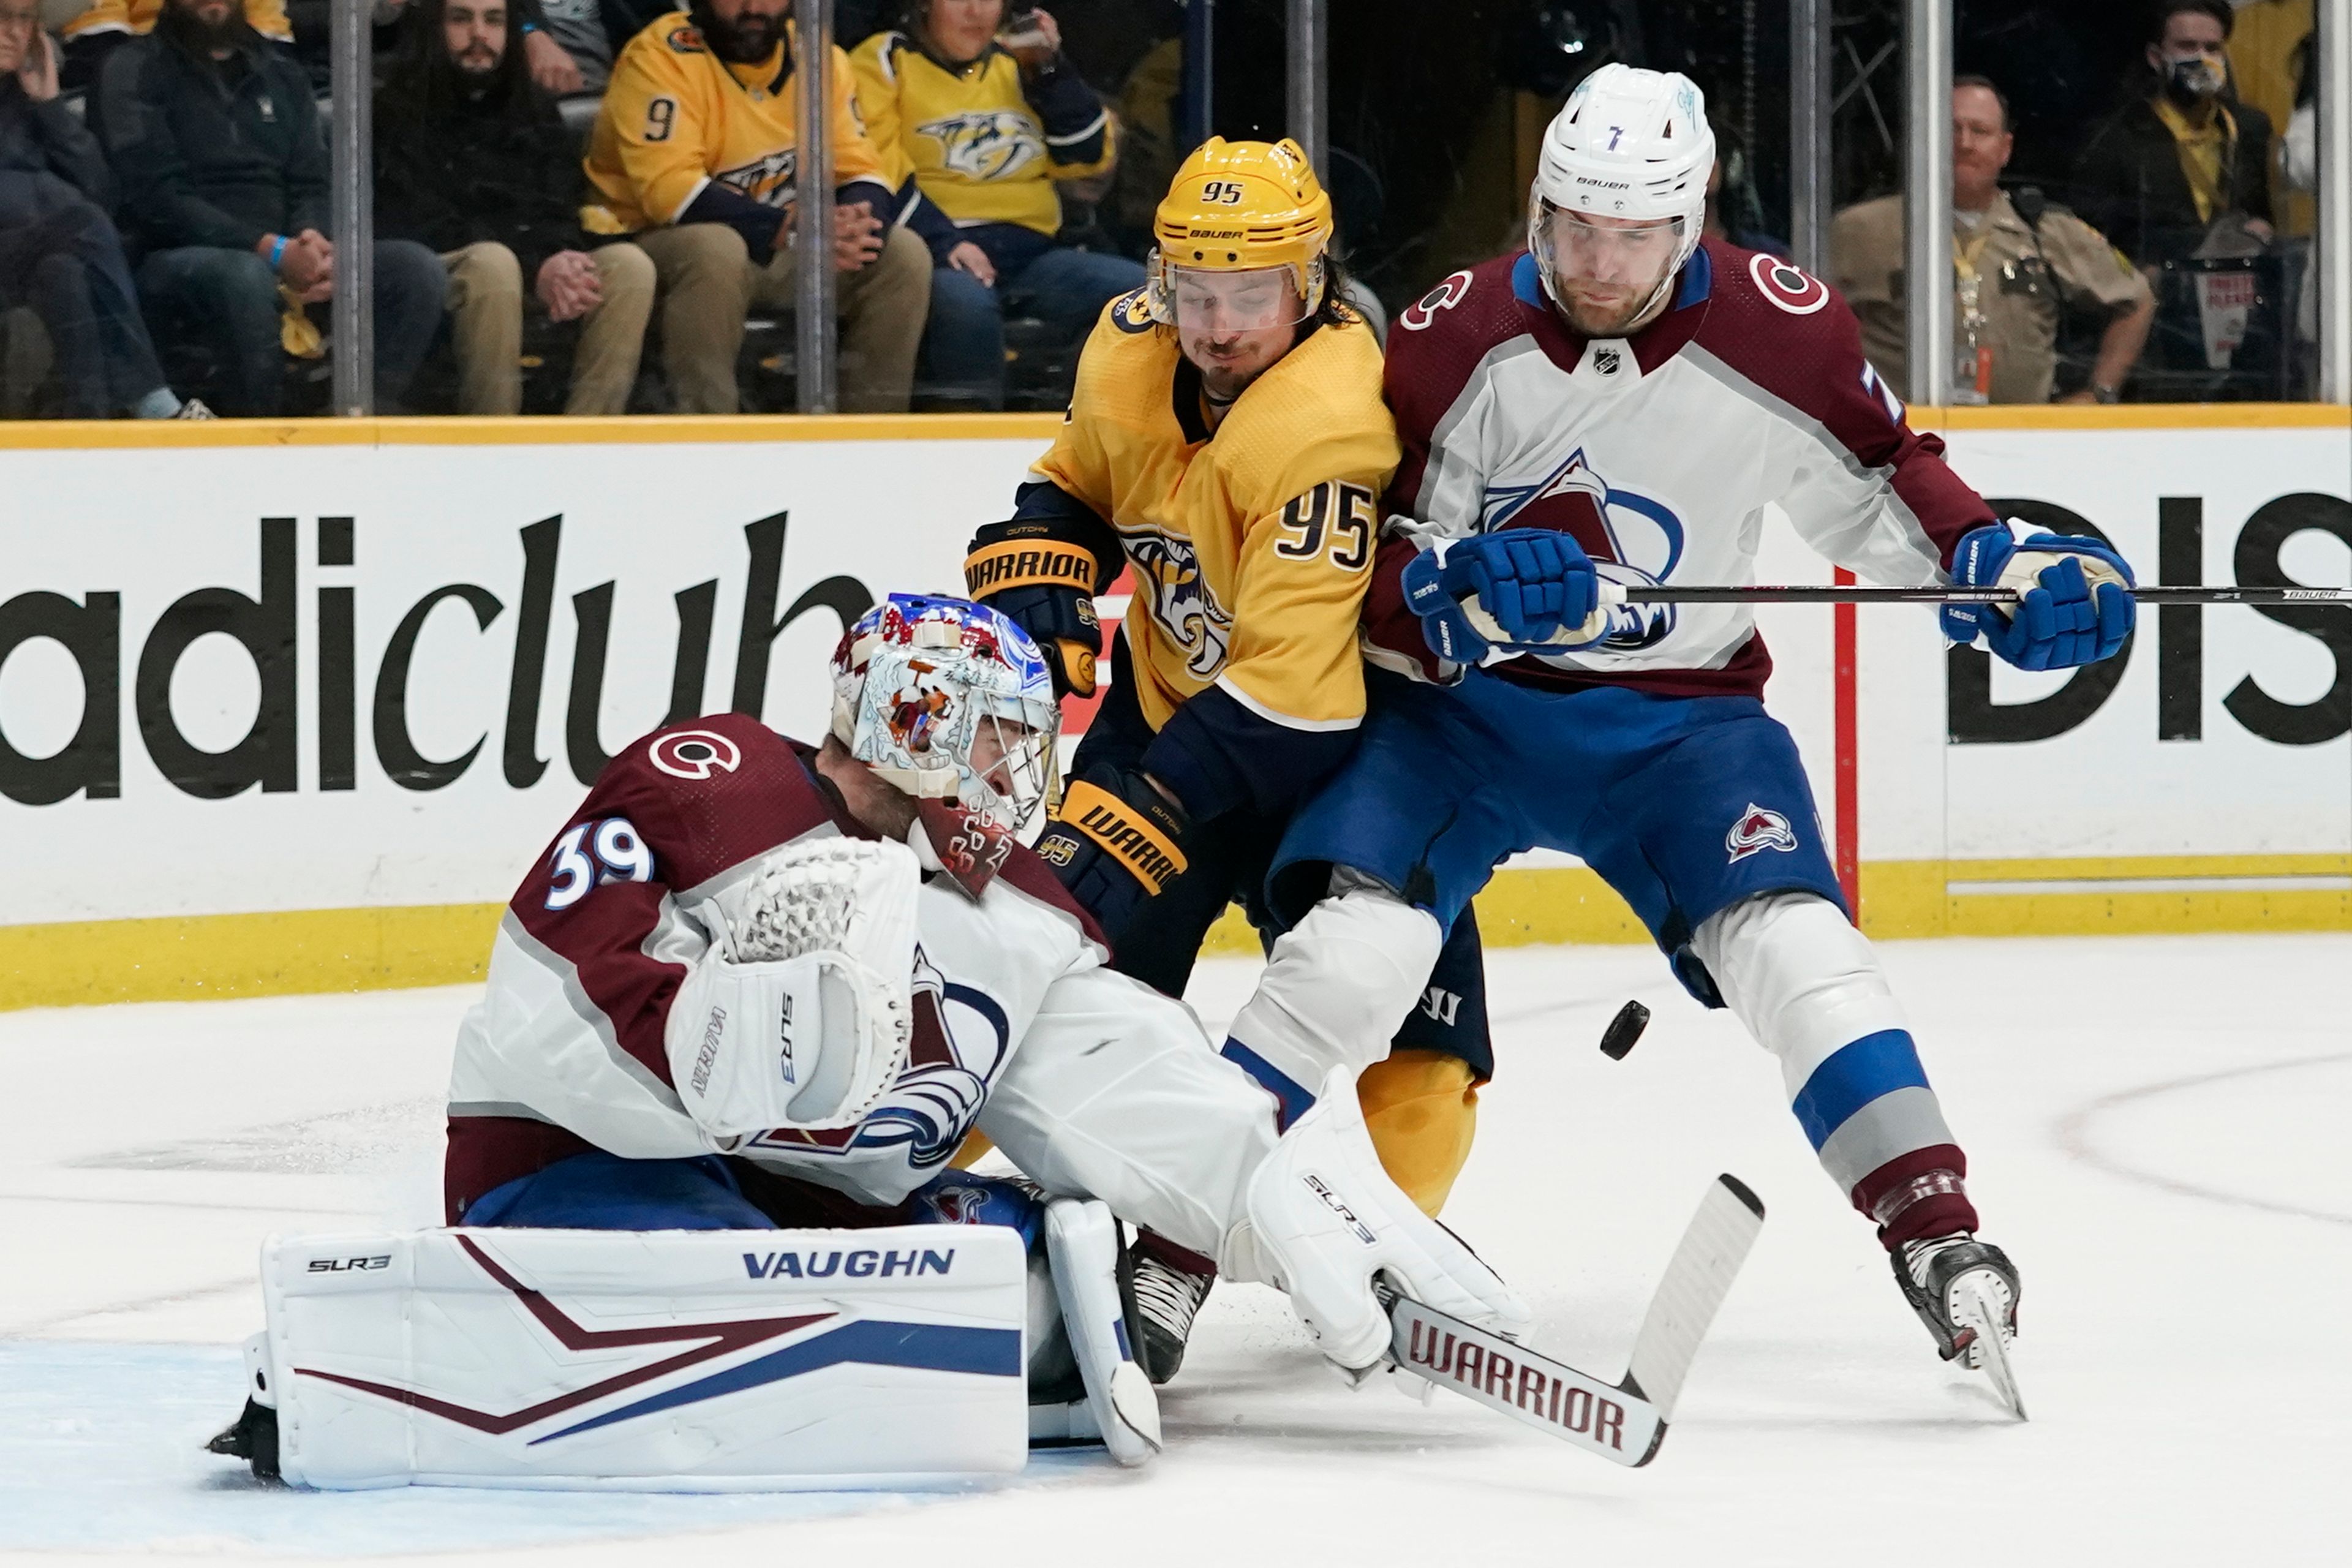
[1035,765,1194,939]
[1940,525,2136,671]
[965,520,1104,698]
[1400,530,1604,662]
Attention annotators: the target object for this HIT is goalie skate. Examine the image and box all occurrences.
[1896,1233,2025,1419]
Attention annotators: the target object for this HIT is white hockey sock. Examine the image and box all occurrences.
[1221,884,1443,1110]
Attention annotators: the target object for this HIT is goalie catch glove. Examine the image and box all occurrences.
[666,838,921,1144]
[1220,1066,1530,1376]
[964,519,1107,699]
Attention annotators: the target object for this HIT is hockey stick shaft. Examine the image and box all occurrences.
[1601,583,2345,606]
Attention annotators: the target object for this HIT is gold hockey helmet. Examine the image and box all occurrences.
[1148,137,1335,330]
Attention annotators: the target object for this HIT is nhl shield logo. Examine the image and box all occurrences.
[1725,802,1798,863]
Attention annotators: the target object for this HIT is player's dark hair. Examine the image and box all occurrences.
[2149,0,2232,46]
[1311,254,1362,332]
[1952,74,2011,134]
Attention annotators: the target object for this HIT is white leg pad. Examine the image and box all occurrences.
[1224,887,1444,1092]
[254,1226,1028,1490]
[1043,1197,1160,1467]
[1690,891,1912,1100]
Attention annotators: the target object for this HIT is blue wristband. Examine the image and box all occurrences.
[268,235,288,272]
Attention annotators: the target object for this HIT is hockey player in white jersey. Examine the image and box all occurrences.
[209,595,1526,1487]
[1212,67,2135,1415]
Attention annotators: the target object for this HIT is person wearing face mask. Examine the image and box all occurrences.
[2073,0,2275,271]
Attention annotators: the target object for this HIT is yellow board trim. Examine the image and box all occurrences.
[8,853,2339,1011]
[0,407,2340,452]
[1907,402,2350,432]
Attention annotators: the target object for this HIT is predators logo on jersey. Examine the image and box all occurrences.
[1123,527,1234,680]
[715,146,799,208]
[1108,286,1156,335]
[914,110,1046,183]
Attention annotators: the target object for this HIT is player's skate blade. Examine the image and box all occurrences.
[1894,1233,2024,1420]
[1951,1273,2026,1420]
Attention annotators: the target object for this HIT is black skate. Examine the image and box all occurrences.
[1894,1232,2025,1419]
[1128,1233,1216,1385]
[206,1397,281,1482]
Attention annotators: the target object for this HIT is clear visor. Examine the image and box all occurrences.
[1532,203,1687,291]
[1156,262,1311,333]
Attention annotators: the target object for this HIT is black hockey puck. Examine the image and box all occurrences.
[1598,1000,1649,1060]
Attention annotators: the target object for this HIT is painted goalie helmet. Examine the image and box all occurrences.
[828,594,1060,832]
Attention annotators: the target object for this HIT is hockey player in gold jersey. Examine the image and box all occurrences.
[963,138,1492,1383]
[582,0,931,410]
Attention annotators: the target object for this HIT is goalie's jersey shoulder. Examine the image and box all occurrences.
[516,715,848,935]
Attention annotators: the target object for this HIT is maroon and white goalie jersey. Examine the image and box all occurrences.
[1364,241,1999,698]
[442,713,1262,1238]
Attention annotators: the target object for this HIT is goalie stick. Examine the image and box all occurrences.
[1385,1173,1765,1468]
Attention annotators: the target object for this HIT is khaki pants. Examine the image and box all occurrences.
[442,241,657,417]
[630,222,930,414]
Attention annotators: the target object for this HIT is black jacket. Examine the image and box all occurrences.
[2071,94,2273,268]
[0,78,115,229]
[372,72,591,275]
[97,28,328,253]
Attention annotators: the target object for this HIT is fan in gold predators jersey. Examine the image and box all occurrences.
[962,137,1494,1385]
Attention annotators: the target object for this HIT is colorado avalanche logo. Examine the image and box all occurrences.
[1749,253,1830,315]
[1400,270,1473,331]
[648,729,741,779]
[1123,526,1232,679]
[916,110,1046,182]
[1725,803,1798,863]
[1477,447,1683,650]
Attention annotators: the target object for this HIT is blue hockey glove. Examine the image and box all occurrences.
[1940,525,2136,671]
[1400,530,1602,662]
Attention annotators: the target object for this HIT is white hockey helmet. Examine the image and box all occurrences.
[829,594,1061,833]
[1527,64,1715,322]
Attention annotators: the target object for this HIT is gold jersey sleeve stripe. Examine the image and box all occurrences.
[963,538,1100,597]
[1055,781,1189,889]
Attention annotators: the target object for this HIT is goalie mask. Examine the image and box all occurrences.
[829,594,1060,835]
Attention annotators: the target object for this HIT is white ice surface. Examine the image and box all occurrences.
[3,934,2347,1565]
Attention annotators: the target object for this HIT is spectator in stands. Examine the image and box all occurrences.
[1833,77,2153,405]
[0,4,208,417]
[375,0,655,413]
[851,1,1140,410]
[526,0,606,92]
[582,0,930,413]
[59,0,290,92]
[2072,0,2274,270]
[100,0,447,414]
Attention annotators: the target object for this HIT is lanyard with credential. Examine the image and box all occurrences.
[1951,224,1996,399]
